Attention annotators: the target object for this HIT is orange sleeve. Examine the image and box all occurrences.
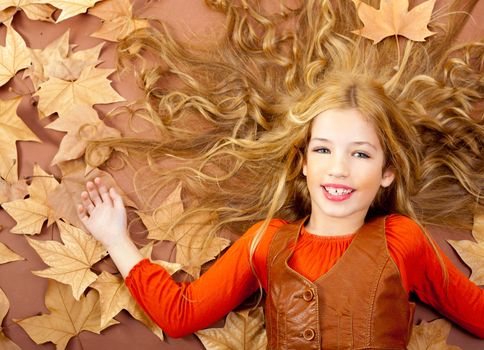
[387,215,484,339]
[124,219,285,338]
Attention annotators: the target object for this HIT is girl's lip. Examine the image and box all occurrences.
[321,185,355,202]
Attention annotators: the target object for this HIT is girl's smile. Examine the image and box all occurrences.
[303,108,395,235]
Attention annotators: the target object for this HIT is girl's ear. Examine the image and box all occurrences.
[380,167,395,188]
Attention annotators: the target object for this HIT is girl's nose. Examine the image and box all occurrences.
[327,155,349,178]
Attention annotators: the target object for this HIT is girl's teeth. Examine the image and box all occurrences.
[325,187,352,195]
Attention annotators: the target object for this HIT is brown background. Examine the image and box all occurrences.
[0,0,483,349]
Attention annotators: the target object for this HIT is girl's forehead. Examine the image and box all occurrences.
[310,108,381,146]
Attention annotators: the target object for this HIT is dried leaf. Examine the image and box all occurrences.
[46,105,121,165]
[0,25,31,86]
[47,159,137,229]
[0,97,41,182]
[0,178,28,204]
[26,30,103,89]
[0,0,55,23]
[27,220,107,300]
[16,280,118,350]
[173,211,231,278]
[352,0,436,44]
[137,182,184,242]
[408,318,461,350]
[0,288,21,350]
[37,0,102,22]
[196,307,267,350]
[35,65,125,119]
[2,164,59,234]
[0,241,24,264]
[89,0,150,42]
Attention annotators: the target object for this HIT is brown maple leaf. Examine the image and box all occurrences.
[26,30,103,90]
[352,0,436,44]
[2,164,59,234]
[47,159,137,229]
[16,280,118,350]
[0,242,24,264]
[448,212,484,285]
[0,96,40,183]
[0,25,31,86]
[34,65,125,119]
[27,220,107,300]
[36,0,102,22]
[0,288,21,350]
[408,318,461,350]
[89,0,150,42]
[0,1,55,23]
[46,105,121,165]
[196,307,267,350]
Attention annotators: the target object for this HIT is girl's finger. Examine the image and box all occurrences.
[77,204,88,220]
[97,182,113,206]
[86,181,103,205]
[81,191,95,213]
[110,187,124,209]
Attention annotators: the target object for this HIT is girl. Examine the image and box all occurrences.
[79,0,484,348]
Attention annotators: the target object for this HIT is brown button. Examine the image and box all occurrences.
[303,328,315,340]
[302,289,314,302]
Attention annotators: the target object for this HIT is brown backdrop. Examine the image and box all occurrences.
[0,0,483,349]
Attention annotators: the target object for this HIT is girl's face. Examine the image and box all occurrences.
[303,108,395,228]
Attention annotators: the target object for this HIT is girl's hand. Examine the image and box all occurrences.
[77,177,128,250]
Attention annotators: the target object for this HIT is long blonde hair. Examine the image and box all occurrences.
[86,0,483,273]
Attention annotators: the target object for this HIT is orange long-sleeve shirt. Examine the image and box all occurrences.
[125,214,484,339]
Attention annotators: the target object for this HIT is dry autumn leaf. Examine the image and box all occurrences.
[46,105,121,165]
[0,288,21,350]
[0,241,24,264]
[0,97,40,183]
[47,159,137,229]
[36,0,102,22]
[27,220,107,300]
[35,65,125,119]
[196,307,267,350]
[2,164,59,234]
[16,280,118,350]
[448,213,484,285]
[137,182,184,242]
[26,30,103,89]
[89,0,150,42]
[0,0,55,23]
[408,318,461,350]
[0,178,28,204]
[352,0,436,44]
[0,25,30,86]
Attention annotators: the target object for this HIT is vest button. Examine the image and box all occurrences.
[302,289,314,302]
[303,328,315,340]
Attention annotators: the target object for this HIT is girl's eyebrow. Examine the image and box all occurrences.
[310,137,377,150]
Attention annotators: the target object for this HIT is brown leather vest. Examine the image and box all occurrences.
[265,216,415,350]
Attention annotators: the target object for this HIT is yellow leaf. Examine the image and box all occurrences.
[0,288,21,350]
[408,319,461,350]
[196,307,267,350]
[89,0,150,42]
[0,241,24,264]
[37,0,102,22]
[0,25,30,86]
[16,280,118,350]
[3,164,59,234]
[0,178,28,204]
[173,211,231,278]
[27,220,107,300]
[0,97,40,182]
[137,182,184,242]
[46,105,121,165]
[26,30,103,89]
[352,0,436,44]
[447,241,484,285]
[35,66,125,119]
[0,0,55,22]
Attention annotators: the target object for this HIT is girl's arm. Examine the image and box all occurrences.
[78,178,261,337]
[77,177,143,277]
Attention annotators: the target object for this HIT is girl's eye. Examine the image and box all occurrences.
[314,147,330,154]
[354,151,370,159]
